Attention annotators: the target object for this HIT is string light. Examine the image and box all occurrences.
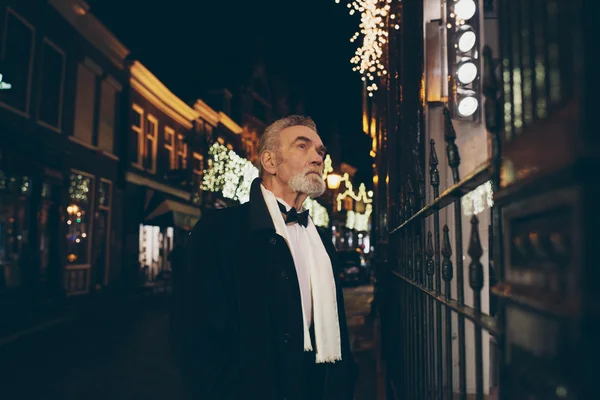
[335,173,373,212]
[201,142,258,204]
[304,198,330,228]
[338,0,390,90]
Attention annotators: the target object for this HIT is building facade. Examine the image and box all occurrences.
[122,61,205,290]
[361,0,592,398]
[0,0,129,311]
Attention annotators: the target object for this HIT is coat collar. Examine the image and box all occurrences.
[249,178,276,233]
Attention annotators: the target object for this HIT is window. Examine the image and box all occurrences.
[66,172,94,266]
[37,38,65,130]
[193,152,204,176]
[144,114,158,173]
[164,126,175,169]
[97,77,119,154]
[177,133,187,169]
[1,8,35,115]
[131,104,144,167]
[73,63,97,144]
[0,171,32,290]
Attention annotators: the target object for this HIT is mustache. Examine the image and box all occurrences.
[304,168,322,176]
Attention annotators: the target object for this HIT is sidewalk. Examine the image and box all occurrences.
[0,286,168,348]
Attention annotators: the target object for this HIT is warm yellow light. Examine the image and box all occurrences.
[373,175,379,185]
[327,173,343,190]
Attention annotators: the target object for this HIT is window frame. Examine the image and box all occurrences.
[0,7,36,117]
[131,103,144,169]
[164,126,176,170]
[36,37,66,132]
[145,114,158,173]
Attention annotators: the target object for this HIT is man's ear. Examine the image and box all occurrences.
[260,150,277,175]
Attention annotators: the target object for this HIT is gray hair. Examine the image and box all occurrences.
[257,115,318,177]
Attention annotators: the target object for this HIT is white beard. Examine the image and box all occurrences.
[288,169,326,199]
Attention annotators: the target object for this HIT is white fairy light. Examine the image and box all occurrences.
[201,142,258,204]
[338,0,390,91]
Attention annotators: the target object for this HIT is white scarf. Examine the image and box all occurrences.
[260,185,342,363]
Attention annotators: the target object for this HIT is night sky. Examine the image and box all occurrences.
[88,0,373,184]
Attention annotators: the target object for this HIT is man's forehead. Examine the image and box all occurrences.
[280,125,322,145]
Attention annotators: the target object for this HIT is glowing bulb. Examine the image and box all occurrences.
[457,26,476,52]
[454,0,476,20]
[457,95,478,117]
[395,24,399,29]
[456,59,478,84]
[390,14,395,19]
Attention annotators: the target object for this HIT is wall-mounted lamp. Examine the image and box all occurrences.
[327,173,342,190]
[447,0,481,121]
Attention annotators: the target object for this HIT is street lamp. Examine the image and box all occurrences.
[327,173,342,190]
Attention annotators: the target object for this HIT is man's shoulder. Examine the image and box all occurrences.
[191,203,250,234]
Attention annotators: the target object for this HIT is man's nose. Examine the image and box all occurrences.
[310,152,323,165]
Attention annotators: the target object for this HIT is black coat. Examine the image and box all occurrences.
[170,178,358,400]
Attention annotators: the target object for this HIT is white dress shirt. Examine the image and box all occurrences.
[261,185,341,362]
[276,197,313,326]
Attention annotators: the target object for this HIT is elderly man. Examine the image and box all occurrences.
[170,116,358,400]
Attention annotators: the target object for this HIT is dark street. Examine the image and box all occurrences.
[0,285,376,400]
[0,0,592,397]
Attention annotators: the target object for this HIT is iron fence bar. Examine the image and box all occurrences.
[389,162,491,235]
[411,232,418,398]
[407,181,417,400]
[417,163,429,399]
[403,194,412,400]
[444,107,467,400]
[468,215,485,400]
[430,139,444,400]
[412,230,425,397]
[426,232,435,399]
[441,225,454,400]
[390,270,500,337]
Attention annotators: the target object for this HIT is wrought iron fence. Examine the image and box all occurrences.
[381,47,502,400]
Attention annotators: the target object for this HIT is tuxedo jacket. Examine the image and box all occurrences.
[170,178,358,400]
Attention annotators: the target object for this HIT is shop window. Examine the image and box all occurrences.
[0,171,32,290]
[139,225,173,282]
[66,172,94,266]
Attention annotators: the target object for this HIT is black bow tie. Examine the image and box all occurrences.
[278,202,310,227]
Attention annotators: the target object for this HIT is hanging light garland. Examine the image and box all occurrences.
[337,0,393,94]
[201,142,258,204]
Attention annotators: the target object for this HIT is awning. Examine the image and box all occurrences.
[144,199,201,230]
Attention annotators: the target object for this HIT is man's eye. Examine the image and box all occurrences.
[298,144,307,149]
